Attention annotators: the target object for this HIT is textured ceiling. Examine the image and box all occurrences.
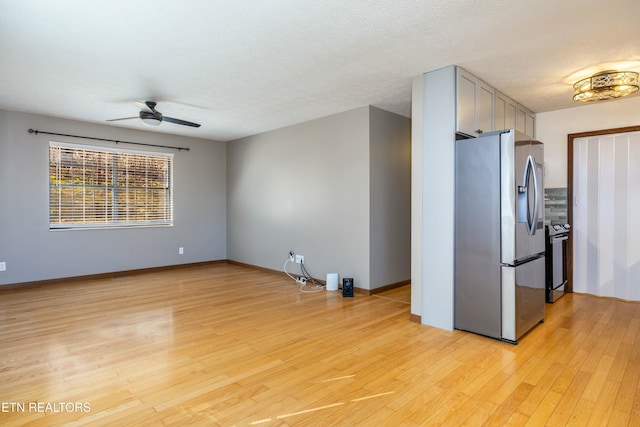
[1,0,639,141]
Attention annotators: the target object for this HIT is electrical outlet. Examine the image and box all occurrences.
[295,254,304,264]
[0,262,5,272]
[289,251,295,262]
[296,277,307,284]
[178,247,184,255]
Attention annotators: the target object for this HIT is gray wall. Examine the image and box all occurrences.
[227,107,371,288]
[1,105,409,290]
[0,110,227,285]
[369,106,411,289]
[227,106,411,290]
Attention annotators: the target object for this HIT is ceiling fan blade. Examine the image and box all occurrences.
[162,116,201,128]
[106,116,139,122]
[135,101,156,113]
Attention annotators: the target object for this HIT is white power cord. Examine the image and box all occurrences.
[283,256,324,293]
[283,258,298,282]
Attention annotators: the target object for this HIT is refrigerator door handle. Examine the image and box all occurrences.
[530,155,540,236]
[517,155,536,236]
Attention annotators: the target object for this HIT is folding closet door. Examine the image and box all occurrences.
[573,131,640,301]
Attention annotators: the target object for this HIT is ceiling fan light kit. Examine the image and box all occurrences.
[140,111,162,126]
[573,70,639,102]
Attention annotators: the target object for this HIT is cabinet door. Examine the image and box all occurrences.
[517,104,536,138]
[457,70,476,137]
[495,92,506,131]
[456,68,494,137]
[476,82,494,135]
[516,105,527,135]
[495,91,517,131]
[505,97,517,131]
[526,112,535,138]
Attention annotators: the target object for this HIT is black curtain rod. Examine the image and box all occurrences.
[28,129,190,152]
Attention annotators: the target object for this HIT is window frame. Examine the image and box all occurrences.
[49,141,174,230]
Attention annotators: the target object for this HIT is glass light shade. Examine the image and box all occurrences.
[139,111,162,126]
[573,70,639,102]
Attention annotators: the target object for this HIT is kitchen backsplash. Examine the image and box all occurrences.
[545,187,568,225]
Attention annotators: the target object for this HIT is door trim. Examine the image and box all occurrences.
[567,125,640,293]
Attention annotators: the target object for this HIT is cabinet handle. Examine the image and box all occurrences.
[476,129,483,134]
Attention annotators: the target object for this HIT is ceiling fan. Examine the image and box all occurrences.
[107,101,201,128]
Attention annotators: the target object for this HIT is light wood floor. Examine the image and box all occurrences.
[374,284,411,304]
[1,263,639,426]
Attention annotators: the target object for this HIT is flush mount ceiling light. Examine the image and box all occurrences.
[573,70,639,102]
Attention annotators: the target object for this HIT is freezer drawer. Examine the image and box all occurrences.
[501,257,546,342]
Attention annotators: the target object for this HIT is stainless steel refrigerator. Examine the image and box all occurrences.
[455,129,545,343]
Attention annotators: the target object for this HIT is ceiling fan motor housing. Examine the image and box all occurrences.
[139,110,162,126]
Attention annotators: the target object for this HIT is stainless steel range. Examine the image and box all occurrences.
[545,224,570,303]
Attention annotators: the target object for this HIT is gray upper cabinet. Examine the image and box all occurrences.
[457,67,535,139]
[456,68,494,137]
[495,90,517,132]
[516,104,536,138]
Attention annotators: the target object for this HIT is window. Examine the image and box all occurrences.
[49,142,173,229]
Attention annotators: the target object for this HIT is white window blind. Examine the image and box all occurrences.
[49,142,174,229]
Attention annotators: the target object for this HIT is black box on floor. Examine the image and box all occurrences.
[342,278,354,297]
